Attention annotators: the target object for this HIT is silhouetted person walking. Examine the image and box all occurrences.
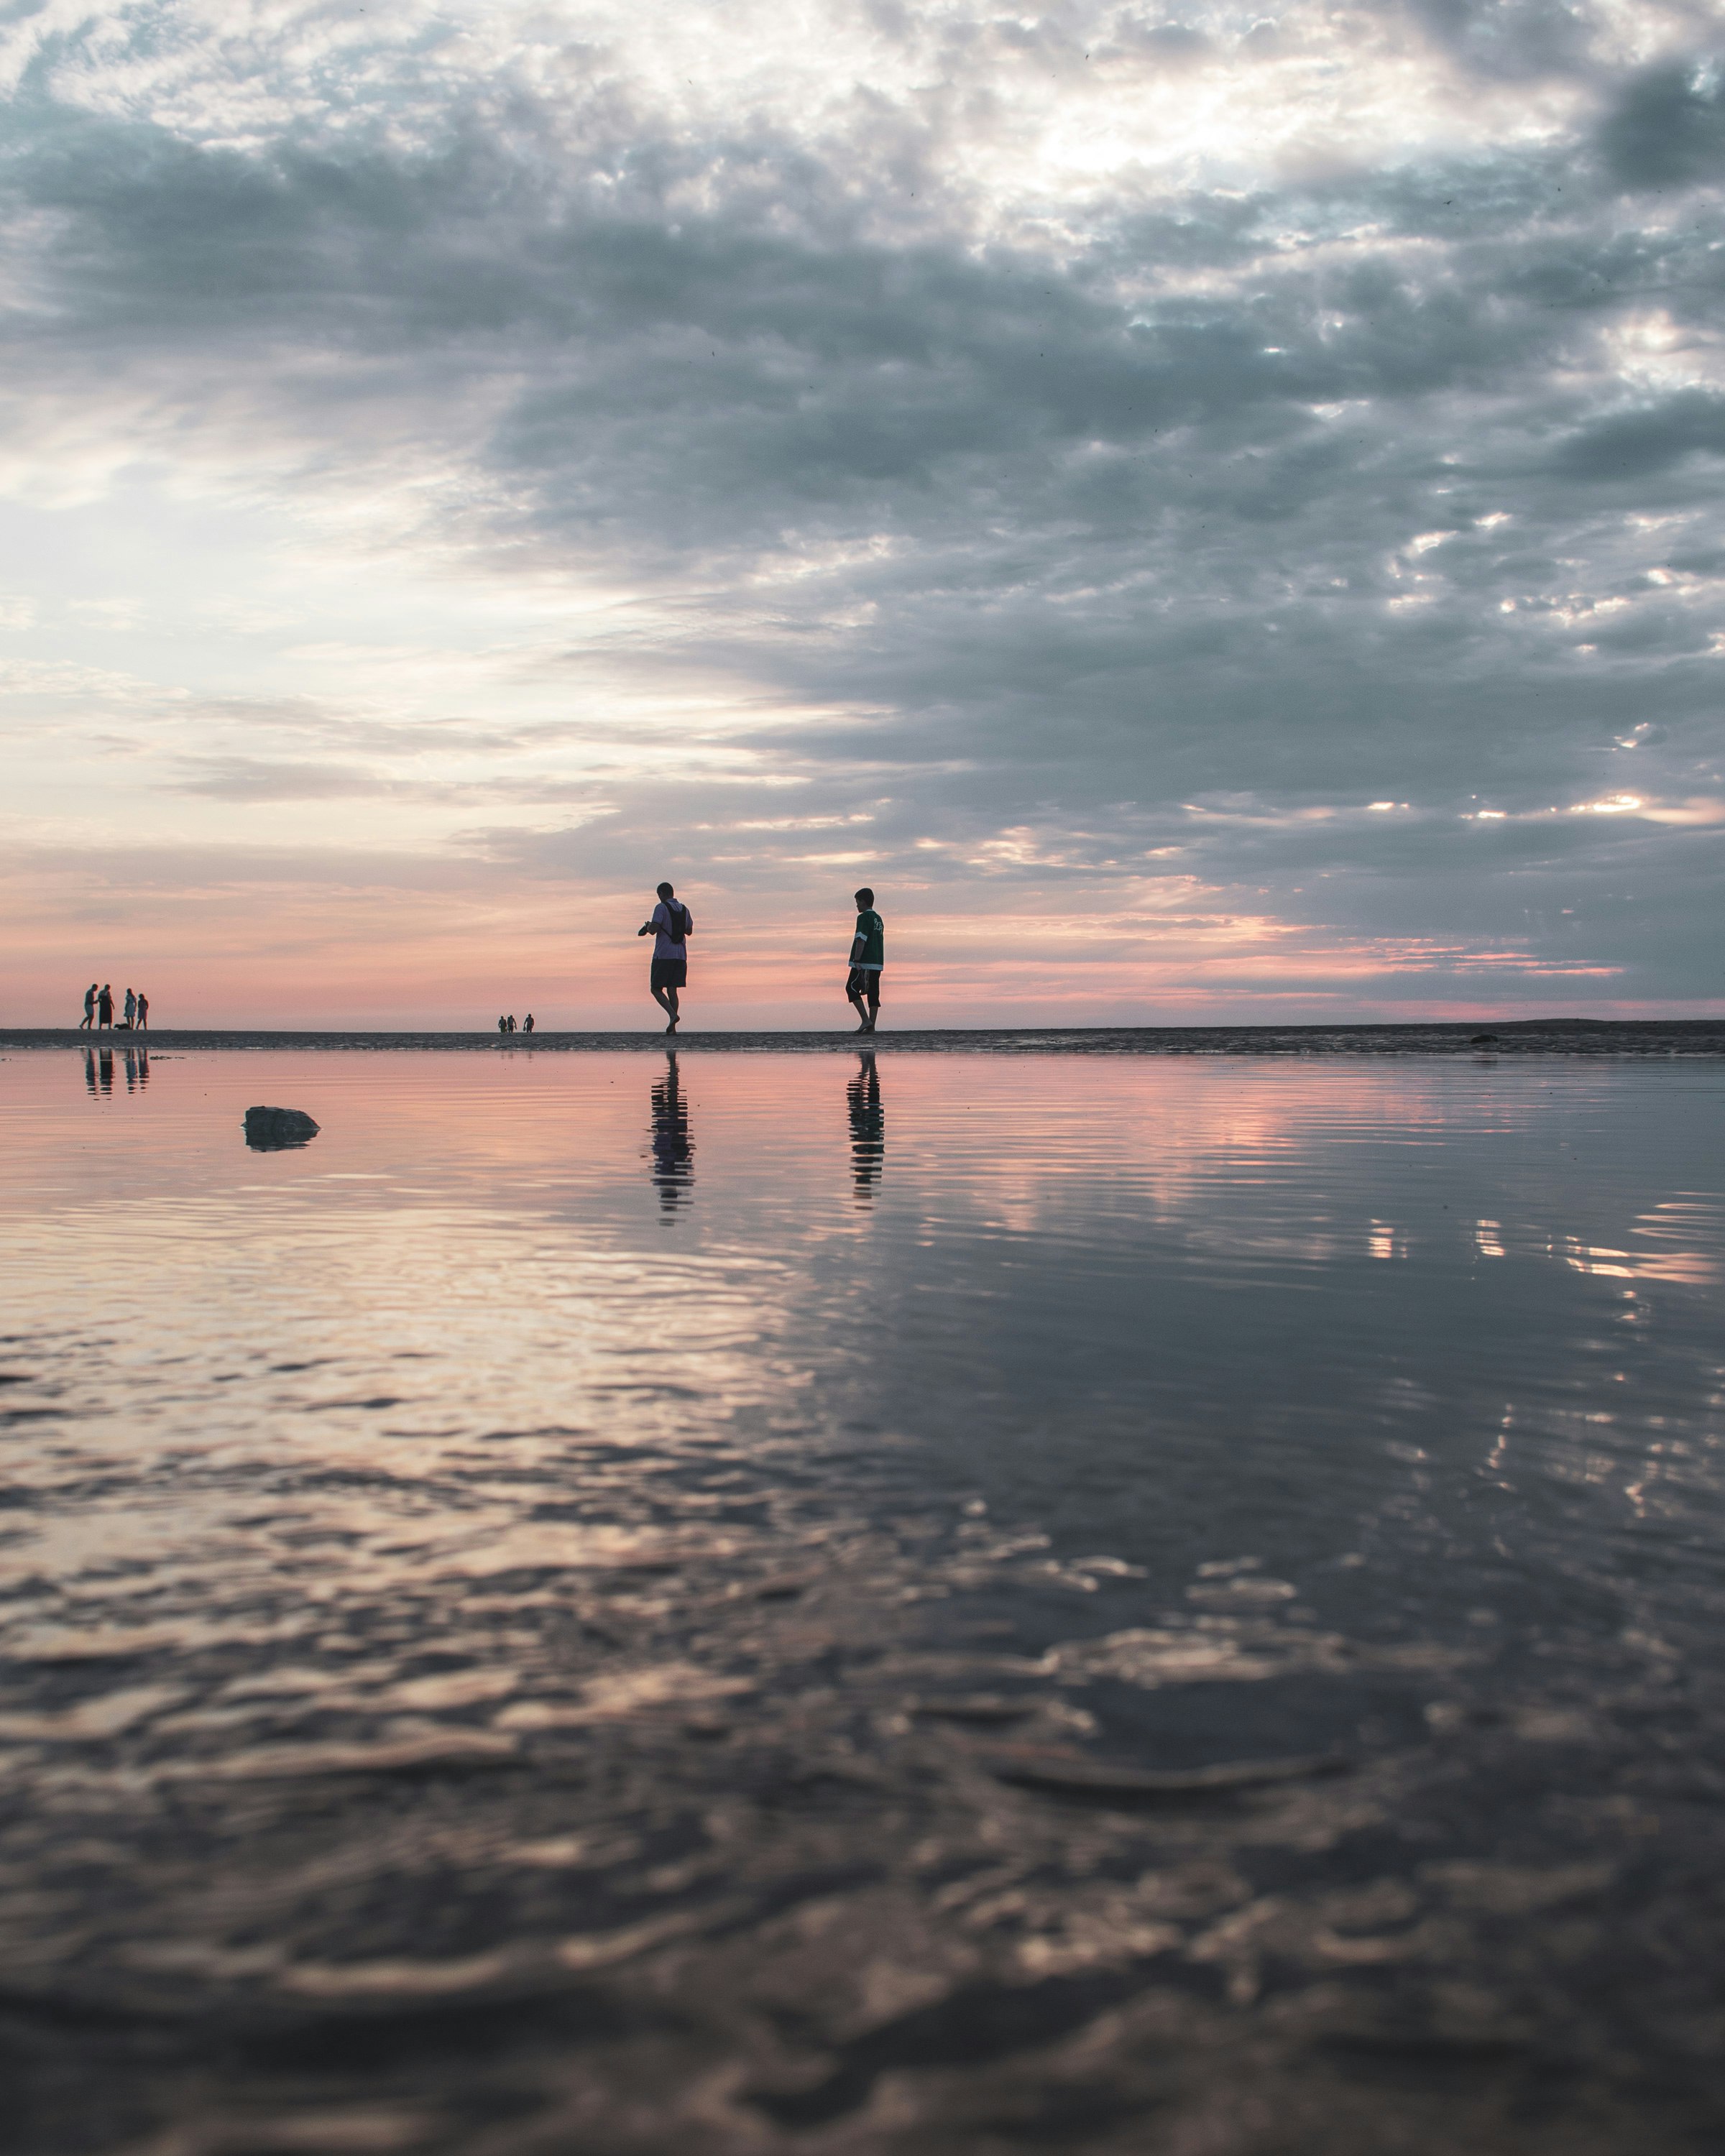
[80,983,96,1031]
[135,992,149,1032]
[97,984,114,1028]
[845,888,883,1033]
[123,988,136,1029]
[497,1015,507,1035]
[523,1013,534,1033]
[639,882,693,1034]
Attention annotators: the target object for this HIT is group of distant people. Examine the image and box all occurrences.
[78,982,149,1032]
[497,1013,535,1034]
[633,882,883,1036]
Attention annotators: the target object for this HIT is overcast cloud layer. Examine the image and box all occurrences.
[3,0,1724,1026]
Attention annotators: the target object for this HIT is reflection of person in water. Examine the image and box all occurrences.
[648,1052,694,1215]
[124,1049,148,1092]
[847,1049,884,1202]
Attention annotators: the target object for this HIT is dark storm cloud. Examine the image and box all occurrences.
[4,0,1724,1009]
[1600,60,1725,189]
[1555,390,1725,480]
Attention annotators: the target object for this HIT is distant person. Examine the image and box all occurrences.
[80,983,96,1031]
[845,888,883,1034]
[638,881,693,1035]
[123,988,136,1029]
[135,992,149,1031]
[507,1014,518,1033]
[523,1013,534,1033]
[97,983,114,1028]
[497,1015,508,1036]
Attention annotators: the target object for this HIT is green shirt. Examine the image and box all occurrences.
[853,909,884,967]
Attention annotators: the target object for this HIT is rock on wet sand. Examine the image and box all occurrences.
[243,1105,320,1150]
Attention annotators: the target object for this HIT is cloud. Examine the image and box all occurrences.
[167,756,394,801]
[1,1,1723,1021]
[1601,60,1725,190]
[1554,390,1725,480]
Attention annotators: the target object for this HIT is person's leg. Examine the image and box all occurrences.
[865,985,879,1033]
[663,984,680,1033]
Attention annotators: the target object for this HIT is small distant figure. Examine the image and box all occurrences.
[638,881,693,1035]
[508,1014,518,1033]
[523,1013,534,1033]
[97,983,114,1028]
[123,988,137,1029]
[136,991,149,1032]
[845,887,883,1034]
[80,982,97,1031]
[497,1015,508,1036]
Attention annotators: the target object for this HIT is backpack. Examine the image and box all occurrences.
[662,901,688,945]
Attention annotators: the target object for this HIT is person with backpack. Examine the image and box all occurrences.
[638,881,693,1034]
[845,888,884,1034]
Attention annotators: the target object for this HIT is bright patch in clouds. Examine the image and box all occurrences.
[1,0,1724,1025]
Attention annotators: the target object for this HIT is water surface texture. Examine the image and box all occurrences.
[1,1048,1722,2155]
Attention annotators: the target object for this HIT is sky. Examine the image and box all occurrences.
[3,0,1724,1030]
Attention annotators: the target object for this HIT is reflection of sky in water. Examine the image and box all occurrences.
[2,1049,1724,2146]
[3,1049,1723,1646]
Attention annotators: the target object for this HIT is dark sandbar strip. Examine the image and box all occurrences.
[7,1021,1725,1056]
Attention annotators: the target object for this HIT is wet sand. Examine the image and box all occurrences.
[9,1019,1725,1055]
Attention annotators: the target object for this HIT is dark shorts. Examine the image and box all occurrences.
[846,967,882,1002]
[650,960,687,990]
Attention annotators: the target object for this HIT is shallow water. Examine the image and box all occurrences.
[2,1046,1723,2154]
